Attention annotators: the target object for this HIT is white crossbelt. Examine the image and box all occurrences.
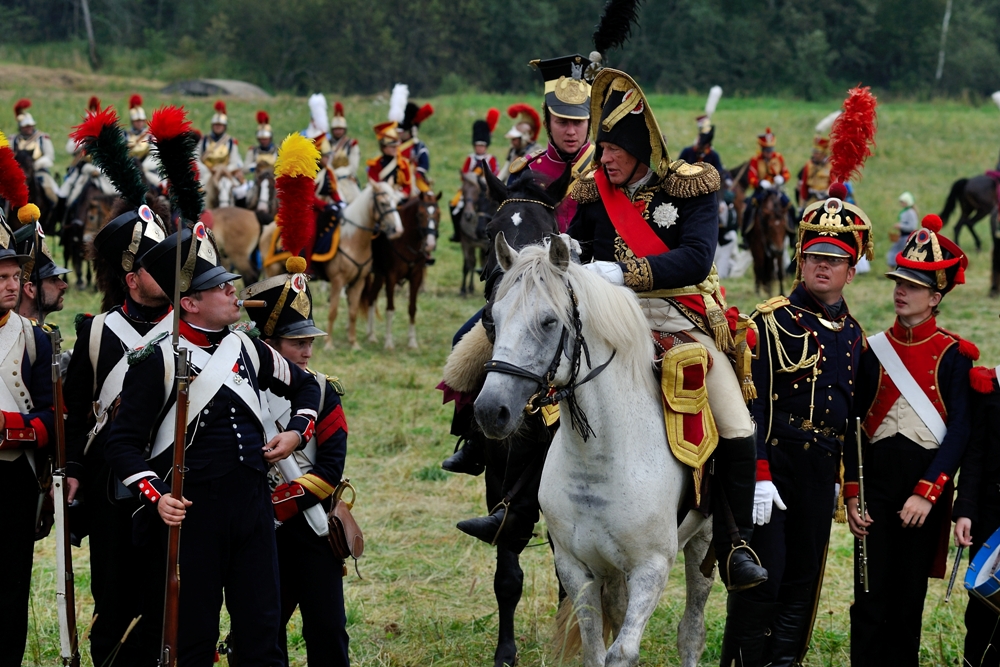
[868,331,947,445]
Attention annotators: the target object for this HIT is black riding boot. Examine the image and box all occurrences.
[763,585,815,667]
[713,435,768,592]
[442,437,485,476]
[457,504,532,554]
[719,594,776,667]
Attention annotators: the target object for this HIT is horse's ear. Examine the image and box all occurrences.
[482,164,508,205]
[548,233,570,273]
[436,191,443,202]
[495,231,518,272]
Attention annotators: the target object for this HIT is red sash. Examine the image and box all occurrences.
[594,168,668,259]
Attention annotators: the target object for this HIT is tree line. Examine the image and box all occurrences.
[4,0,1000,100]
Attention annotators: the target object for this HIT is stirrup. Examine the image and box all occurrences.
[724,540,766,592]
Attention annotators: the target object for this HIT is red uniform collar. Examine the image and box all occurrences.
[890,315,937,344]
[178,320,223,348]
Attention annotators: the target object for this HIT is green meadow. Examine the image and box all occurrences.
[9,77,1000,665]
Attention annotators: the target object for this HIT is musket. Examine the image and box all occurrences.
[946,545,965,603]
[856,417,869,593]
[49,328,81,666]
[160,222,191,667]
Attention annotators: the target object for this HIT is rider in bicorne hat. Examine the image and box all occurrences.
[241,257,351,666]
[846,214,978,667]
[567,67,767,592]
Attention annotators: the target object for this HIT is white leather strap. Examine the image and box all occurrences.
[868,331,947,445]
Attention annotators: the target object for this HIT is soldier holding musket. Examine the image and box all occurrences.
[0,144,56,666]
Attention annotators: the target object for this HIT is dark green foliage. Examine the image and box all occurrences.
[6,0,1000,97]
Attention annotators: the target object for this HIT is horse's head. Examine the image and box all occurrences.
[476,233,652,440]
[415,190,442,255]
[370,181,404,240]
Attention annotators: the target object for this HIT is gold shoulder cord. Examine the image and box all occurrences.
[759,308,821,437]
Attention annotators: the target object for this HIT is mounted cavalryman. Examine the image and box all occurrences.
[497,102,541,182]
[11,99,59,205]
[567,68,766,593]
[197,100,243,207]
[329,101,361,185]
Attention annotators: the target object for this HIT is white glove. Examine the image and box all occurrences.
[583,261,624,286]
[759,179,773,190]
[753,480,787,526]
[774,175,785,187]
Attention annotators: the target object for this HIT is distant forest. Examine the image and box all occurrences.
[4,0,1000,99]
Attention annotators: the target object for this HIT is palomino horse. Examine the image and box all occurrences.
[259,182,403,349]
[335,173,362,205]
[476,235,713,667]
[459,171,493,296]
[746,190,791,295]
[362,190,441,349]
[940,174,998,252]
[208,207,261,283]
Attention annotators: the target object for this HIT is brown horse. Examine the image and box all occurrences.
[208,207,261,284]
[58,182,116,289]
[362,190,442,349]
[746,190,790,295]
[458,172,493,296]
[259,182,403,349]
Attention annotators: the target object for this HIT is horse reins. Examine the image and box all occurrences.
[338,187,398,287]
[483,282,616,441]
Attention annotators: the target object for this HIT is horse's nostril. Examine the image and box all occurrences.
[496,405,510,428]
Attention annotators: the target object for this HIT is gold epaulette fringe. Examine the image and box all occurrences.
[734,314,758,402]
[834,458,848,523]
[662,160,721,198]
[570,176,599,203]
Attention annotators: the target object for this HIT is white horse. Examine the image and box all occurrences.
[475,234,714,667]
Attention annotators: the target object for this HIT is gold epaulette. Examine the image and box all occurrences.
[326,375,346,396]
[570,170,599,203]
[755,296,791,314]
[508,148,546,175]
[661,160,721,198]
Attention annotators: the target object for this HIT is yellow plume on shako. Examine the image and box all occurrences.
[274,133,322,256]
[0,130,8,150]
[275,133,321,179]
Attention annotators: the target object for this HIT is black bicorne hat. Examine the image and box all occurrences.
[140,223,240,301]
[530,54,594,120]
[239,257,326,339]
[93,204,168,275]
[590,68,669,177]
[13,223,70,283]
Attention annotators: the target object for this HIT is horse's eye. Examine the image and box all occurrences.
[542,317,558,328]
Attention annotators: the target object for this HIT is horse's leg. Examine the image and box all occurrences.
[364,273,382,344]
[384,274,396,350]
[345,276,367,351]
[604,556,671,667]
[677,518,713,667]
[407,269,422,349]
[553,552,608,667]
[325,271,344,351]
[493,547,523,667]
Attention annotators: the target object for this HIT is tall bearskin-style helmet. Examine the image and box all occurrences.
[505,103,541,143]
[887,215,966,295]
[794,87,878,280]
[128,94,146,122]
[401,102,434,136]
[330,101,347,130]
[14,99,35,128]
[590,68,669,177]
[211,100,228,126]
[256,111,273,139]
[472,109,500,146]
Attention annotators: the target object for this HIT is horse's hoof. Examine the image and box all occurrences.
[351,343,362,352]
[407,339,418,350]
[367,334,378,344]
[384,340,395,351]
[323,340,335,351]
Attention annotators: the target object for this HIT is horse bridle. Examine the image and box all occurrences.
[482,282,615,441]
[343,186,397,235]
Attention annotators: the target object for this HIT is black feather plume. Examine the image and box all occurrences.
[592,0,643,56]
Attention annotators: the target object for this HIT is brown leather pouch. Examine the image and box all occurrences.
[327,480,364,577]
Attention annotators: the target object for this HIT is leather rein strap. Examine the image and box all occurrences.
[482,282,616,440]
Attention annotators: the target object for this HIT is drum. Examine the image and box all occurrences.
[965,526,1000,614]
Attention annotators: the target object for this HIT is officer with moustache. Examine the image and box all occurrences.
[63,198,171,666]
[13,224,71,325]
[242,257,351,666]
[104,226,320,665]
[0,197,55,667]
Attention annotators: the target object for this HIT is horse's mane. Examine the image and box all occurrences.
[505,172,561,210]
[495,243,654,388]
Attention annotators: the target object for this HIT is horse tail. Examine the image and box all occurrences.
[550,597,583,661]
[940,178,967,225]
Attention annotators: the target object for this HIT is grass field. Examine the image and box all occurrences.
[10,72,1000,666]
